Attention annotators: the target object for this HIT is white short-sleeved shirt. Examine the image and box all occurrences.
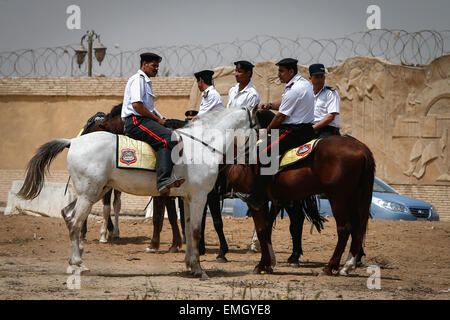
[226,81,260,110]
[121,69,155,120]
[278,74,315,124]
[197,86,224,118]
[313,85,340,127]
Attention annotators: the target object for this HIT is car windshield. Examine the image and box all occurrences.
[373,178,398,194]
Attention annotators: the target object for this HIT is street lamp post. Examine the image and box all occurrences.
[74,30,107,76]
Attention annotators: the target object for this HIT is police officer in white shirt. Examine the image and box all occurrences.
[192,69,229,261]
[194,70,224,119]
[309,63,341,138]
[227,60,260,110]
[237,58,315,210]
[121,52,184,194]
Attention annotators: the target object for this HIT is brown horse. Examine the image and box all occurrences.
[224,134,375,276]
[79,104,183,252]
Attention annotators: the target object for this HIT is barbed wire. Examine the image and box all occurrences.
[1,29,449,77]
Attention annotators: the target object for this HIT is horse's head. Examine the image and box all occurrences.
[98,116,124,134]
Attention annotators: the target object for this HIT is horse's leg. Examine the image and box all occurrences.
[208,191,228,262]
[147,197,165,252]
[323,198,351,276]
[339,231,362,276]
[167,197,182,253]
[252,205,276,274]
[99,190,112,243]
[112,190,121,239]
[184,193,209,279]
[178,197,186,244]
[81,219,87,241]
[286,204,305,267]
[198,206,207,255]
[61,196,93,274]
[357,246,366,267]
[249,228,260,252]
[340,219,365,276]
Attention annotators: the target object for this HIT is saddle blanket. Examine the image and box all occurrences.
[279,139,321,169]
[116,135,156,171]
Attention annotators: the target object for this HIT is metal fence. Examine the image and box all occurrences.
[1,29,449,77]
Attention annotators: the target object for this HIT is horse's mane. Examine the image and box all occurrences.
[181,107,247,130]
[108,103,122,119]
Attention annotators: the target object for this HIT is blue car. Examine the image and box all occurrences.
[318,177,440,221]
[231,177,439,221]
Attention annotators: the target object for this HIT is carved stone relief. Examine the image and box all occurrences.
[187,55,450,185]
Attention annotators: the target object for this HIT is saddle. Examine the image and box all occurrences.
[116,131,184,171]
[278,138,321,171]
[116,135,157,171]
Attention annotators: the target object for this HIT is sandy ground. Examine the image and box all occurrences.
[0,212,449,300]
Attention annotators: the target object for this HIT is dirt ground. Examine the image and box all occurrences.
[0,212,449,300]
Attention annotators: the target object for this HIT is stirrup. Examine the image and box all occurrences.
[158,177,185,194]
[235,192,264,211]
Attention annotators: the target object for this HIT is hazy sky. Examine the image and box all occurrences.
[0,0,449,52]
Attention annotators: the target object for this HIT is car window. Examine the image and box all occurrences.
[373,179,398,194]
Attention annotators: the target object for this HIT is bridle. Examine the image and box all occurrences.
[176,107,258,156]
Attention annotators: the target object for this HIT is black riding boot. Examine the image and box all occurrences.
[156,149,185,194]
[236,174,270,210]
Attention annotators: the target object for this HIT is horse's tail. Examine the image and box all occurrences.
[17,139,71,200]
[356,142,376,241]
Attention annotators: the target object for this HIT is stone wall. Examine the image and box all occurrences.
[1,56,449,219]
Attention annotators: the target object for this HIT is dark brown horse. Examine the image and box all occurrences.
[79,104,183,252]
[224,134,375,276]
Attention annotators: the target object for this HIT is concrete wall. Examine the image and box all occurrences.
[0,77,193,214]
[1,57,449,219]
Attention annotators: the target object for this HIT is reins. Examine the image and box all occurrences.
[176,107,257,157]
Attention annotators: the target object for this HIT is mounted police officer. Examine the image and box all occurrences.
[227,60,260,110]
[193,70,224,119]
[121,52,184,194]
[237,58,315,210]
[309,63,341,138]
[192,69,229,261]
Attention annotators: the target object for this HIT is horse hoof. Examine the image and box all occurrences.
[66,265,77,274]
[168,246,179,253]
[99,238,108,244]
[339,269,348,276]
[193,271,209,280]
[253,265,273,275]
[216,256,228,263]
[79,264,90,275]
[289,262,300,268]
[145,247,158,253]
[66,264,90,275]
[321,268,333,276]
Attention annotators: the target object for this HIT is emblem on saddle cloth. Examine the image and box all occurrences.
[279,139,321,169]
[116,135,156,171]
[120,149,137,165]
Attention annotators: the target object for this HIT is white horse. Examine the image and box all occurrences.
[18,107,256,279]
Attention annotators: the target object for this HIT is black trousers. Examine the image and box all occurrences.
[258,123,314,170]
[123,115,177,151]
[314,125,340,139]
